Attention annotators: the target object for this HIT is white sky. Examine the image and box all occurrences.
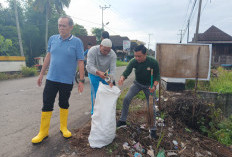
[1,0,232,50]
[64,0,232,50]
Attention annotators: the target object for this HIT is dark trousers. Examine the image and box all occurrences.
[42,80,73,111]
[119,81,156,130]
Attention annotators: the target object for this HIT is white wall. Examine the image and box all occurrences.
[0,61,26,72]
[0,56,26,72]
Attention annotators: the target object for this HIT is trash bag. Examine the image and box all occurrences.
[88,82,121,148]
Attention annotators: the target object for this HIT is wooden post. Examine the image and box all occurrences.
[157,44,162,110]
[192,47,201,121]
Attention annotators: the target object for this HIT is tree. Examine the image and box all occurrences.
[31,0,71,50]
[91,27,103,44]
[0,34,13,56]
[71,24,88,36]
[13,0,24,56]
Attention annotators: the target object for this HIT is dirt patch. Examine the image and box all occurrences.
[60,91,232,157]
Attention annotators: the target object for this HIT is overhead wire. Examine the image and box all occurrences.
[95,0,137,39]
[181,0,193,30]
[181,0,198,41]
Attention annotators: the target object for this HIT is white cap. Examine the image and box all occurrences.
[101,39,112,47]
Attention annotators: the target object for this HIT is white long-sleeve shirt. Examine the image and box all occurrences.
[86,45,117,80]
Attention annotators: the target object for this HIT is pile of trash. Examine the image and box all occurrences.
[62,93,232,157]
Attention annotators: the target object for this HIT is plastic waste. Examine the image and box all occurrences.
[123,142,130,150]
[157,149,165,157]
[134,152,142,157]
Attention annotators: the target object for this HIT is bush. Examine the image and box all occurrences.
[209,67,232,94]
[116,60,128,67]
[186,67,232,94]
[0,72,22,80]
[21,66,38,77]
[0,73,8,80]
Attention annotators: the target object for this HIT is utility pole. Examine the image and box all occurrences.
[194,0,202,43]
[14,0,24,56]
[148,33,152,51]
[187,19,190,43]
[100,5,110,30]
[178,30,184,43]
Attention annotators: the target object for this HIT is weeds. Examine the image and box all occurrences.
[197,103,232,146]
[116,88,128,110]
[21,66,38,77]
[116,60,128,67]
[186,67,232,94]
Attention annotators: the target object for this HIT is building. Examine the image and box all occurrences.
[192,25,232,67]
[77,36,97,51]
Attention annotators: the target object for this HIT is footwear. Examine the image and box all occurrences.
[32,111,52,144]
[116,120,127,128]
[150,130,158,139]
[60,108,72,138]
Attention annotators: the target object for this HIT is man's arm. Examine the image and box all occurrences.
[149,60,160,93]
[78,60,84,93]
[37,53,50,87]
[86,49,98,75]
[118,59,134,86]
[109,52,117,80]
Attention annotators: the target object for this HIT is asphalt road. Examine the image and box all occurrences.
[0,66,134,157]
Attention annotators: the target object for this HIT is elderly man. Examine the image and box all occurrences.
[31,16,85,144]
[86,39,117,115]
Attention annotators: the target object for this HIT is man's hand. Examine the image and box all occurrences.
[118,76,125,86]
[96,70,106,79]
[37,74,43,87]
[149,85,156,93]
[108,82,114,88]
[78,82,84,93]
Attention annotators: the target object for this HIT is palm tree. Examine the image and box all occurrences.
[32,0,71,50]
[13,0,24,56]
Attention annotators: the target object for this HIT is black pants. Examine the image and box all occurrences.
[42,80,73,111]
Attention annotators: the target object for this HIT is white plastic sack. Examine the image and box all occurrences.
[88,82,121,148]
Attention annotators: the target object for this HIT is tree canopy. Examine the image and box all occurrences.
[1,0,88,66]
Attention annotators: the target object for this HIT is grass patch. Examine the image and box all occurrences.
[116,88,128,110]
[198,104,232,146]
[186,67,232,94]
[21,66,38,77]
[0,66,38,81]
[116,60,128,67]
[0,72,22,80]
[135,91,146,100]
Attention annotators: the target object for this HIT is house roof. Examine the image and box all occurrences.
[110,35,130,47]
[77,35,97,50]
[192,25,232,43]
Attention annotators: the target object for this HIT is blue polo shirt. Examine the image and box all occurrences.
[46,35,84,84]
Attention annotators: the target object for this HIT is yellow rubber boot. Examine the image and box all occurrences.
[31,111,52,144]
[60,108,72,138]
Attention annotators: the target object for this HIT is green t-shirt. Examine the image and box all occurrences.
[122,56,160,86]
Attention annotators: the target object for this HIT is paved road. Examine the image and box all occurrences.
[0,66,134,157]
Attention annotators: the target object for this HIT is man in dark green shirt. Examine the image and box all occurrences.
[117,44,160,139]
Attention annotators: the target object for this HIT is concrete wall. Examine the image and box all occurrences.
[0,56,26,72]
[197,91,232,117]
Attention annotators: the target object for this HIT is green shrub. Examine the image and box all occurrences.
[0,73,8,80]
[116,60,128,67]
[135,91,146,100]
[209,67,232,94]
[116,89,128,110]
[185,79,195,90]
[186,67,232,94]
[21,66,38,77]
[0,72,22,80]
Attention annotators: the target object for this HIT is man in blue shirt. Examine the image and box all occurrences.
[32,16,85,144]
